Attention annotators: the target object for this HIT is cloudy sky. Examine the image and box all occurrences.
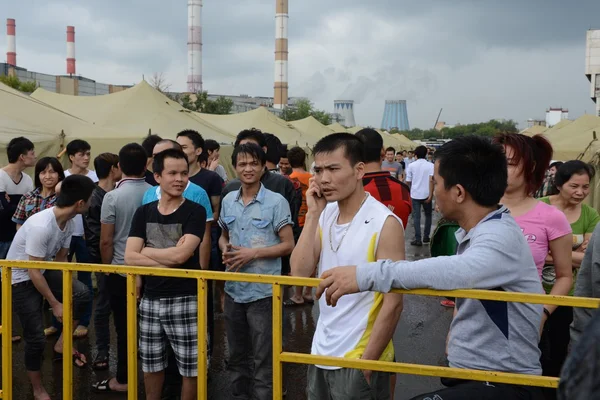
[3,0,600,128]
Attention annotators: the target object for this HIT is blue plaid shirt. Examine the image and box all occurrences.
[219,183,292,303]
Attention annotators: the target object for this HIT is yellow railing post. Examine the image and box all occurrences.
[272,283,283,400]
[62,270,73,400]
[1,267,13,400]
[126,274,138,400]
[197,278,208,400]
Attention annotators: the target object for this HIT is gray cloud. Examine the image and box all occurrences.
[3,0,600,129]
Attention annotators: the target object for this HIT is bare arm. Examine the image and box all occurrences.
[219,229,230,254]
[256,225,294,259]
[291,214,321,277]
[199,221,212,270]
[141,234,202,266]
[545,234,573,315]
[124,237,166,267]
[100,223,115,265]
[572,232,593,268]
[55,248,69,263]
[362,217,405,362]
[427,176,434,201]
[210,196,220,221]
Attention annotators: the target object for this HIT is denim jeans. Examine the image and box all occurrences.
[107,274,128,384]
[94,272,112,353]
[411,198,433,241]
[12,270,92,371]
[225,295,273,400]
[307,366,390,400]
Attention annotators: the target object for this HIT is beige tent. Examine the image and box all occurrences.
[31,80,235,144]
[0,82,122,166]
[541,115,600,162]
[327,122,349,132]
[194,107,311,146]
[520,125,549,137]
[289,116,334,144]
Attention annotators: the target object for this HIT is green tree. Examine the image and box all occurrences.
[179,91,233,115]
[0,75,38,92]
[281,98,333,125]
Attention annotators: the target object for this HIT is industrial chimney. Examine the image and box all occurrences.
[6,19,16,66]
[334,100,356,127]
[381,100,410,131]
[273,0,289,109]
[66,26,76,75]
[187,0,202,93]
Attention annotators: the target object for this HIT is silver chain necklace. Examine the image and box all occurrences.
[329,193,369,253]
[158,198,186,214]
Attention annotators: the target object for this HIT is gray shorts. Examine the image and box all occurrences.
[307,365,391,400]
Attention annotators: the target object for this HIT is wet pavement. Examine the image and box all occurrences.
[1,215,453,399]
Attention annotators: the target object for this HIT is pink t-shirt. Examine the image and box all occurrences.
[513,201,572,278]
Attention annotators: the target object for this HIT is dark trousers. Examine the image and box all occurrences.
[12,271,92,371]
[225,295,273,400]
[94,272,112,353]
[412,198,433,241]
[107,274,128,384]
[539,306,572,400]
[410,379,544,400]
[307,365,390,400]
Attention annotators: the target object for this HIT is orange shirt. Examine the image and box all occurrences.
[289,171,312,227]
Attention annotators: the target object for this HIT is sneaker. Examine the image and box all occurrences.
[423,237,431,244]
[410,239,423,246]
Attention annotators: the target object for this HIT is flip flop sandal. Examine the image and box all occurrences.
[53,350,88,369]
[44,327,59,337]
[92,379,125,393]
[92,349,110,371]
[73,326,88,339]
[283,299,304,307]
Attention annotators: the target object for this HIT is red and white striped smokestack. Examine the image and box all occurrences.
[274,0,289,109]
[6,19,16,66]
[187,0,202,93]
[66,26,76,75]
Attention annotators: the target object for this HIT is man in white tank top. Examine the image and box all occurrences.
[291,133,405,400]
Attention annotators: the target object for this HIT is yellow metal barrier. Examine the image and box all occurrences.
[0,260,599,400]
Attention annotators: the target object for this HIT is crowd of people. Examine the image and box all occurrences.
[0,127,598,400]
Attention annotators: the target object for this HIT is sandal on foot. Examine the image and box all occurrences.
[92,349,110,371]
[283,298,304,307]
[53,350,88,369]
[92,378,126,393]
[73,326,88,339]
[44,326,59,337]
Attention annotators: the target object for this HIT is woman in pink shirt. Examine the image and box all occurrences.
[494,133,572,386]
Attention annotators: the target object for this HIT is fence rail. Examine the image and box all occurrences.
[1,260,599,399]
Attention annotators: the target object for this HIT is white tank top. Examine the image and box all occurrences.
[312,193,401,369]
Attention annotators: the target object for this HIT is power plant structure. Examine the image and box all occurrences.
[381,100,410,131]
[66,26,76,75]
[6,19,16,66]
[187,0,203,93]
[274,0,289,109]
[586,29,600,117]
[333,100,356,127]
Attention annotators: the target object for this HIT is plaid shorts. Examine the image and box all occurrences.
[139,295,198,377]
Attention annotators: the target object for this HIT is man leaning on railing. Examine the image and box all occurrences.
[317,136,547,400]
[3,175,96,400]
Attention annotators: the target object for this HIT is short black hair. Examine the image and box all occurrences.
[177,129,205,150]
[34,157,65,188]
[355,128,383,164]
[198,151,209,166]
[414,145,428,159]
[153,148,188,176]
[119,143,147,177]
[385,147,396,154]
[93,153,119,180]
[56,175,96,207]
[287,146,307,169]
[142,134,163,158]
[555,161,596,187]
[313,132,365,166]
[204,139,220,153]
[7,137,34,164]
[66,139,91,158]
[235,128,267,148]
[550,161,564,170]
[153,139,182,155]
[434,136,507,207]
[232,143,267,167]
[263,133,285,165]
